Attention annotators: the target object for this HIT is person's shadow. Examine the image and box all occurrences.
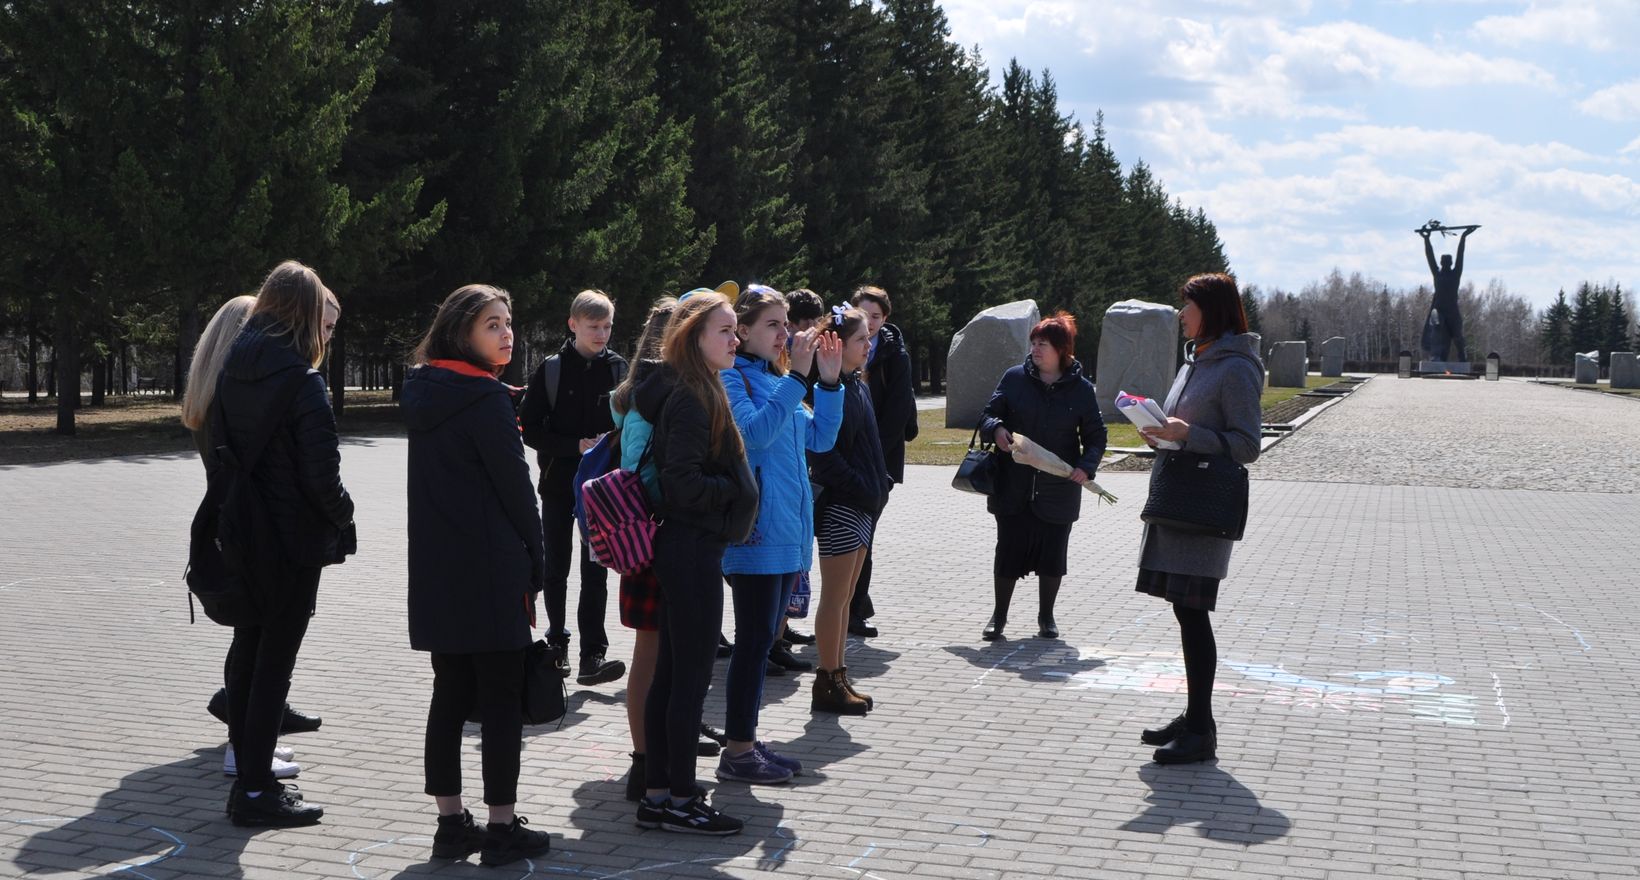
[9,748,262,879]
[1119,762,1292,844]
[943,639,1106,685]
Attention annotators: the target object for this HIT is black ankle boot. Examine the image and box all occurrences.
[1153,728,1217,764]
[981,615,1007,641]
[433,809,485,859]
[1037,613,1058,639]
[482,815,551,867]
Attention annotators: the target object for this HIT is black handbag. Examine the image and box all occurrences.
[952,422,998,495]
[1140,429,1248,540]
[469,639,567,726]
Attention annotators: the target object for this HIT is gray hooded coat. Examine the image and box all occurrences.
[1138,332,1264,580]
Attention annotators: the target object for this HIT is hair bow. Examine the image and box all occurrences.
[830,304,848,326]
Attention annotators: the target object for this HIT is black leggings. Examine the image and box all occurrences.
[645,522,726,798]
[1174,604,1217,732]
[225,568,319,792]
[424,649,525,805]
[539,457,609,658]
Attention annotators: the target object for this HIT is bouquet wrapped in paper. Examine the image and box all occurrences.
[1008,431,1117,505]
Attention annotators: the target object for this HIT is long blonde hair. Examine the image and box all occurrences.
[181,295,257,430]
[660,293,744,459]
[251,260,333,368]
[613,296,677,416]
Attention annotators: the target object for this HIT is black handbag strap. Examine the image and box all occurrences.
[968,417,993,451]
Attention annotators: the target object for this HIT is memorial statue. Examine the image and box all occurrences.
[1416,220,1478,362]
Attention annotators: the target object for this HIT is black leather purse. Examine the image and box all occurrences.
[952,421,998,495]
[1140,429,1248,540]
[469,639,567,726]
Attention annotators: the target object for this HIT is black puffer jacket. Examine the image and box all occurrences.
[980,356,1106,524]
[214,313,355,568]
[402,363,545,654]
[633,364,757,542]
[866,322,918,483]
[809,372,893,517]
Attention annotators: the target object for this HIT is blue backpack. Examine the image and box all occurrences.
[573,432,619,552]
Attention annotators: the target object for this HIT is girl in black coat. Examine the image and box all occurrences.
[403,285,551,867]
[808,306,892,715]
[978,312,1107,641]
[212,262,355,828]
[630,291,756,836]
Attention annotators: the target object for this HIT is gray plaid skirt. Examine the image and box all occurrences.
[1136,567,1220,612]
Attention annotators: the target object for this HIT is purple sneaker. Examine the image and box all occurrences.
[754,742,802,776]
[715,747,793,784]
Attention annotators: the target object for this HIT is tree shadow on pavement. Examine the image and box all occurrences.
[8,748,266,879]
[943,638,1105,685]
[1118,762,1292,844]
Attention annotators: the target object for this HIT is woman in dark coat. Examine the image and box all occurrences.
[403,284,551,867]
[1135,273,1264,766]
[212,262,355,827]
[978,312,1106,641]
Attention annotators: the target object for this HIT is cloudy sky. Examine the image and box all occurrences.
[941,0,1640,308]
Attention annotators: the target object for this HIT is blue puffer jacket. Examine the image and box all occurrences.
[610,363,661,500]
[721,355,843,574]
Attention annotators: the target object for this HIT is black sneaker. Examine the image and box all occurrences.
[280,704,323,734]
[576,654,627,686]
[769,644,813,672]
[432,810,485,860]
[230,781,323,828]
[481,815,551,867]
[652,795,744,836]
[782,625,816,646]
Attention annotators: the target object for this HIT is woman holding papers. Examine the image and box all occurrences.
[1135,273,1264,766]
[978,312,1107,642]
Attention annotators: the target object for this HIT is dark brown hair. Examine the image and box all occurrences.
[850,285,891,317]
[612,296,677,415]
[412,284,513,376]
[1180,273,1248,341]
[786,288,824,324]
[735,284,790,376]
[1029,311,1077,370]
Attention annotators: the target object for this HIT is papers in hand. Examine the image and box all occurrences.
[1009,432,1118,505]
[1115,391,1181,450]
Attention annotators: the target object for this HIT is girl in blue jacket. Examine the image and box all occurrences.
[718,285,844,784]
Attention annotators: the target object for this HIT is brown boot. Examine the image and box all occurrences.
[811,668,869,715]
[838,666,874,710]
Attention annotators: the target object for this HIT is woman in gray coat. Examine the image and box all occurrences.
[1136,273,1264,765]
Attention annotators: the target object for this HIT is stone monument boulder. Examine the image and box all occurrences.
[1320,336,1346,377]
[1610,352,1638,390]
[1574,350,1599,385]
[945,299,1039,428]
[1095,299,1178,419]
[1268,341,1308,388]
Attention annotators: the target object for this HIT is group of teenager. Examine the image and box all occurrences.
[181,261,922,864]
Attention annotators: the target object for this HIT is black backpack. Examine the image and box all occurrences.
[185,369,308,626]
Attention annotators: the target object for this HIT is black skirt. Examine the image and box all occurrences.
[1135,567,1219,612]
[992,512,1071,580]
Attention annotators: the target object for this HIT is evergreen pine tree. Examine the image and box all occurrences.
[1539,290,1573,365]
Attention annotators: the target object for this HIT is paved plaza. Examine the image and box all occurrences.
[2,376,1638,879]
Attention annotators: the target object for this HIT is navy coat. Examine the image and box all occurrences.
[979,356,1107,524]
[403,363,546,654]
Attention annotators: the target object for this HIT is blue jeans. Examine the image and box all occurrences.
[724,572,799,742]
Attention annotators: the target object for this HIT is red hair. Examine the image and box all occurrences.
[1029,311,1077,370]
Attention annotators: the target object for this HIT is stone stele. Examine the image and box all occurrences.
[1268,340,1308,388]
[1609,352,1638,389]
[1320,336,1346,377]
[1095,299,1179,420]
[945,299,1040,428]
[1574,350,1600,385]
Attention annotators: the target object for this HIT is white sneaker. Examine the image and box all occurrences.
[223,744,300,778]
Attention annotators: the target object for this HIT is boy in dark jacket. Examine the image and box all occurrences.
[519,290,628,685]
[848,286,918,637]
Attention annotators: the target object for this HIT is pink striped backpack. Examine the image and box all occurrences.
[581,464,658,576]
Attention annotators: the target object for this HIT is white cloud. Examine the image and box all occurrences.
[1622,136,1640,156]
[1578,81,1640,122]
[1472,1,1640,52]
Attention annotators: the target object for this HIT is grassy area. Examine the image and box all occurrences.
[1260,374,1339,409]
[0,389,406,466]
[907,407,1141,466]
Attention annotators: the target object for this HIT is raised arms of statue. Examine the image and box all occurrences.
[1421,229,1438,278]
[1452,227,1472,278]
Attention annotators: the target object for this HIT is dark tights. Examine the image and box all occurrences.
[991,574,1062,622]
[1173,603,1217,733]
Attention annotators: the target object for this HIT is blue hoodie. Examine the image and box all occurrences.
[721,355,843,574]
